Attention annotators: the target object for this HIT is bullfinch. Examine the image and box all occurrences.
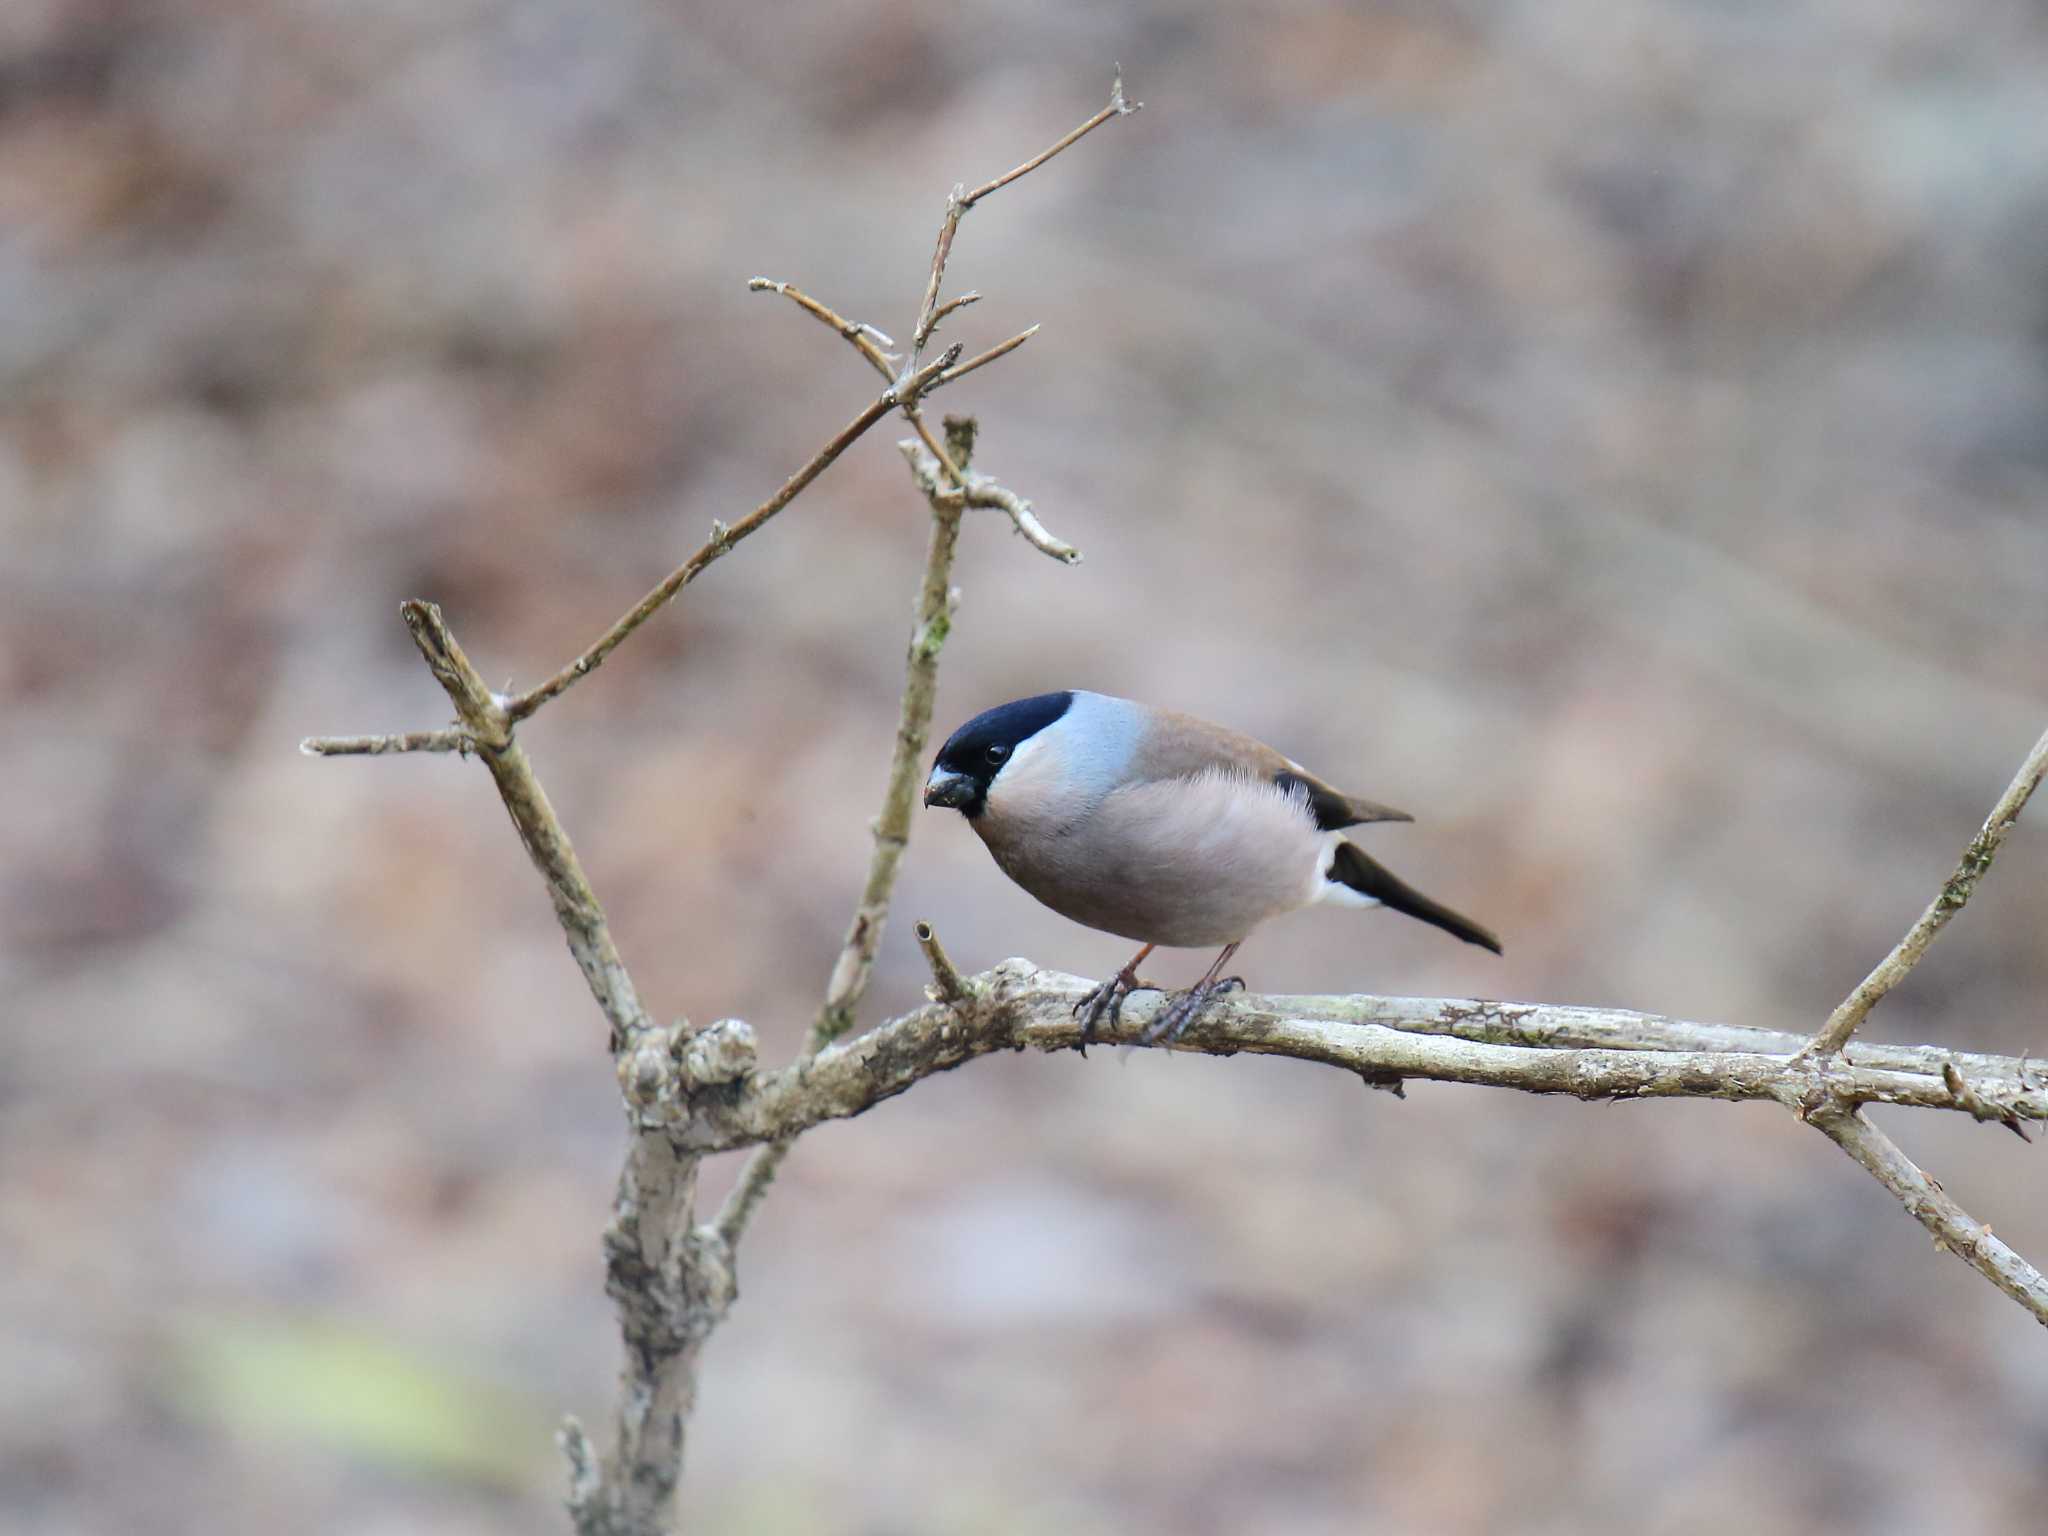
[923,690,1500,1045]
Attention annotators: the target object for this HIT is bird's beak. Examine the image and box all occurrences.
[923,767,972,810]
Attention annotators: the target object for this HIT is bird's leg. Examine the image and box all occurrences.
[1074,943,1159,1051]
[1141,941,1243,1046]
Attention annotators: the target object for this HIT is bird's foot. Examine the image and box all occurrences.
[1074,969,1161,1052]
[1140,974,1242,1046]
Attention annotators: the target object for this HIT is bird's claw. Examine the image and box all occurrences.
[1140,975,1239,1046]
[1074,970,1158,1053]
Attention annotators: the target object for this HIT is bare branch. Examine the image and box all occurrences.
[401,601,652,1044]
[710,1137,788,1251]
[299,728,473,757]
[929,326,1040,391]
[566,1135,731,1536]
[1812,1107,2048,1323]
[1379,994,2047,1087]
[749,277,897,380]
[914,920,970,1005]
[744,278,1011,529]
[504,344,962,722]
[676,969,2048,1154]
[312,76,1131,1528]
[749,283,1044,563]
[1804,724,2048,1057]
[900,438,1080,564]
[715,415,976,1248]
[959,66,1140,210]
[391,602,718,1530]
[812,498,964,1046]
[670,965,2048,1328]
[1944,1059,2034,1142]
[908,70,1138,365]
[927,290,982,332]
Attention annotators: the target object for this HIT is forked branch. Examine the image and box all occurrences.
[1803,724,2048,1058]
[301,63,2048,1536]
[504,344,961,722]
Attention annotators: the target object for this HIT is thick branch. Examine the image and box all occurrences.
[563,1135,732,1536]
[678,968,2048,1156]
[672,966,2048,1328]
[504,345,961,722]
[1805,723,2048,1057]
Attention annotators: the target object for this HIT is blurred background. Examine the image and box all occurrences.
[6,2,2048,1532]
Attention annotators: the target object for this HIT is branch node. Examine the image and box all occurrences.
[622,1034,675,1110]
[897,438,1081,564]
[893,342,964,402]
[1943,1059,2034,1143]
[682,1018,759,1089]
[1111,63,1141,116]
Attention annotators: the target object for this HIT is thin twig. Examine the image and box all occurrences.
[900,438,1080,564]
[928,291,982,332]
[504,345,962,722]
[914,920,970,1004]
[751,272,1046,574]
[712,1139,789,1248]
[1813,1107,2048,1323]
[930,326,1040,391]
[811,504,964,1043]
[908,69,1138,366]
[960,66,1139,210]
[1804,724,2048,1057]
[747,277,984,509]
[749,278,897,380]
[299,728,473,757]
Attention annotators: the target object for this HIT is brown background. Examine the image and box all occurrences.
[6,2,2048,1533]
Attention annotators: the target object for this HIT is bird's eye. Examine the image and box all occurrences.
[985,743,1010,766]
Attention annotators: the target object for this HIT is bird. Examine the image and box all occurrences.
[922,690,1501,1047]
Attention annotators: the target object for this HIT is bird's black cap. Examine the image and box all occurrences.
[926,691,1074,817]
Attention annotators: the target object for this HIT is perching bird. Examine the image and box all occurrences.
[922,690,1500,1046]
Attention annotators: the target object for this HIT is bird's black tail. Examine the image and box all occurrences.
[1329,841,1503,955]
